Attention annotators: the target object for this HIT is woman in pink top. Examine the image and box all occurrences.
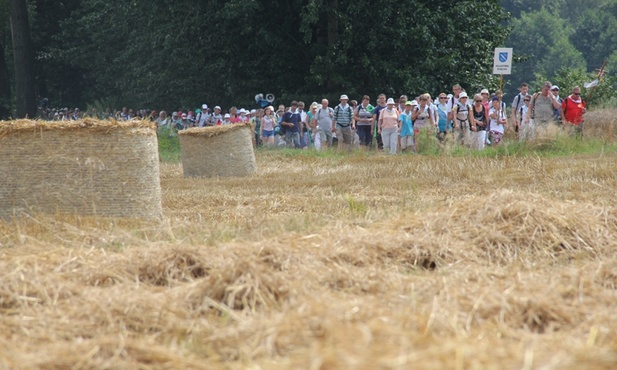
[229,107,242,123]
[378,98,400,155]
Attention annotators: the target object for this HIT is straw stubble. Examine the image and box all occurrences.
[1,146,617,369]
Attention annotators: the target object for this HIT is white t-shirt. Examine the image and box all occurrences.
[489,107,506,134]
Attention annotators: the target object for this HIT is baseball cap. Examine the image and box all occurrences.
[405,101,413,106]
[224,113,230,118]
[214,106,221,110]
[340,94,349,100]
[481,89,489,94]
[411,100,418,106]
[202,104,208,110]
[551,85,559,91]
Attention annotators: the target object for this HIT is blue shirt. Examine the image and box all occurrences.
[399,111,413,137]
[282,110,300,133]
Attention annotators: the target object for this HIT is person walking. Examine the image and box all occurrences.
[354,95,374,149]
[452,92,472,146]
[312,99,335,150]
[333,94,354,152]
[372,94,387,150]
[261,106,277,146]
[560,86,586,137]
[525,81,562,136]
[435,93,449,143]
[470,94,489,150]
[489,97,507,146]
[378,98,400,155]
[399,101,415,153]
[511,82,530,135]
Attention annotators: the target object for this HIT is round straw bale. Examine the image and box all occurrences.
[178,123,256,178]
[0,119,162,219]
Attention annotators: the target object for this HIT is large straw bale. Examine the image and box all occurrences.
[0,119,162,219]
[178,123,256,178]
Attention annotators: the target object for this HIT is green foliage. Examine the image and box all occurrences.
[29,0,509,109]
[532,66,617,107]
[504,0,617,100]
[158,133,181,163]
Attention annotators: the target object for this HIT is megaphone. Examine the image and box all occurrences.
[255,93,275,108]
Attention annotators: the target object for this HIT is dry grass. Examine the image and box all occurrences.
[1,140,617,368]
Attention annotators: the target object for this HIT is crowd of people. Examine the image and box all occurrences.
[38,81,587,154]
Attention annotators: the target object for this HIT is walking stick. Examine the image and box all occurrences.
[586,60,607,102]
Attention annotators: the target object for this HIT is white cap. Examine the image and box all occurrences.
[386,98,395,105]
[340,94,349,100]
[202,104,208,110]
[239,108,246,114]
[214,106,221,110]
[224,113,230,118]
[480,89,489,94]
[459,92,468,98]
[551,85,559,91]
[250,109,256,114]
[410,100,418,106]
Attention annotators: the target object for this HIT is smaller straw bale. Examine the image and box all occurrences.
[178,123,256,178]
[0,119,162,219]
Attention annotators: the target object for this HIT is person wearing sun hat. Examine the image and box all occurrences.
[333,94,354,151]
[452,91,473,146]
[550,85,563,124]
[197,104,211,127]
[210,106,223,125]
[398,100,415,153]
[378,98,400,155]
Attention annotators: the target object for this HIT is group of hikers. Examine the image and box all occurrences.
[241,81,586,153]
[90,80,586,154]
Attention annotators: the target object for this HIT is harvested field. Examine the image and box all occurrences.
[1,148,617,369]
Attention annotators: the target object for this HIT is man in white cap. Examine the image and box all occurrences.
[210,106,223,125]
[197,104,211,127]
[333,94,354,151]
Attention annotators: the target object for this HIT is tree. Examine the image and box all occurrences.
[43,0,509,110]
[9,0,36,118]
[506,8,585,97]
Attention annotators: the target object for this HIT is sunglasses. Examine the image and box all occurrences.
[475,100,482,103]
[573,93,581,96]
[439,97,447,99]
[524,99,531,102]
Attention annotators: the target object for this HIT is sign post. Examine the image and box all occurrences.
[493,47,513,94]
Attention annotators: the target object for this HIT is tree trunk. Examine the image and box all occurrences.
[10,0,37,118]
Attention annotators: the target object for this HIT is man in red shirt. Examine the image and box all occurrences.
[560,86,587,136]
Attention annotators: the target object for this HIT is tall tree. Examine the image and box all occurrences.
[9,0,36,118]
[47,0,509,109]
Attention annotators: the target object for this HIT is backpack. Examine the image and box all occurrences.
[513,93,525,114]
[334,105,353,126]
[529,92,541,119]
